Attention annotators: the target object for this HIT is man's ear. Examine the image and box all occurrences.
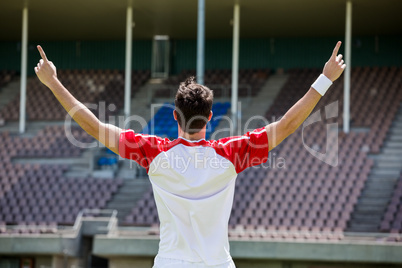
[208,111,213,121]
[173,110,177,121]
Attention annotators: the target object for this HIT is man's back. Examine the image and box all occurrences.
[119,128,268,265]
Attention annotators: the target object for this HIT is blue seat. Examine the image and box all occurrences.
[143,102,231,139]
[98,157,108,166]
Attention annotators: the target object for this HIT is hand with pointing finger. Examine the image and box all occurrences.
[34,45,58,88]
[322,41,346,82]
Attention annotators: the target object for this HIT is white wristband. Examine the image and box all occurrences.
[311,74,333,96]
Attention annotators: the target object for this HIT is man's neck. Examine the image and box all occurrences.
[179,129,206,141]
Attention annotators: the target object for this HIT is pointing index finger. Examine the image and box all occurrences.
[332,41,342,59]
[37,45,48,62]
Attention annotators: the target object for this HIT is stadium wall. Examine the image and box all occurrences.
[0,255,81,268]
[105,258,401,268]
[172,35,402,72]
[0,35,401,75]
[93,236,402,267]
[0,40,152,75]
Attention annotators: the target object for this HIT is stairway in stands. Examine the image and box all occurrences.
[348,103,402,232]
[106,178,151,224]
[128,81,160,132]
[117,80,162,179]
[110,80,157,223]
[0,78,21,117]
[213,73,288,140]
[241,73,289,129]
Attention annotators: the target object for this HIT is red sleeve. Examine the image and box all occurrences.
[213,127,269,173]
[119,130,169,171]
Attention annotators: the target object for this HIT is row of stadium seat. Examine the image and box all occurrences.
[0,69,150,122]
[157,68,270,98]
[0,221,58,235]
[0,126,91,158]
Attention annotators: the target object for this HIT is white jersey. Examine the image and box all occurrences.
[119,128,268,266]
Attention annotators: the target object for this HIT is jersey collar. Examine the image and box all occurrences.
[178,136,206,143]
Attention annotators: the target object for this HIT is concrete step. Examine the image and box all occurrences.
[64,170,92,177]
[393,122,402,128]
[365,178,397,188]
[360,190,394,198]
[107,199,138,206]
[111,193,141,200]
[111,195,143,202]
[387,135,402,142]
[374,155,402,162]
[381,148,402,155]
[370,169,401,178]
[106,202,137,209]
[114,207,133,213]
[117,185,150,192]
[364,176,396,184]
[362,186,394,195]
[383,141,402,148]
[362,182,395,190]
[374,161,402,169]
[353,207,384,215]
[357,198,389,207]
[108,196,138,202]
[117,169,137,180]
[123,182,150,188]
[350,214,382,222]
[368,174,399,180]
[348,223,378,232]
[389,129,402,135]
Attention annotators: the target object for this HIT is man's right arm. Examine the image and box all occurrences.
[34,45,122,154]
[265,41,346,152]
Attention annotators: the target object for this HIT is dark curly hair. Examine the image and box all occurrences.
[174,76,213,134]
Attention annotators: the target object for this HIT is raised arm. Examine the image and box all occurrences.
[266,41,346,151]
[34,45,121,154]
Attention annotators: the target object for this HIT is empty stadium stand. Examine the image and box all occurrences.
[0,127,123,233]
[0,66,401,241]
[0,70,150,233]
[0,70,150,122]
[122,66,402,241]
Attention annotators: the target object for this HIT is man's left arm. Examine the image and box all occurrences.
[35,45,122,154]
